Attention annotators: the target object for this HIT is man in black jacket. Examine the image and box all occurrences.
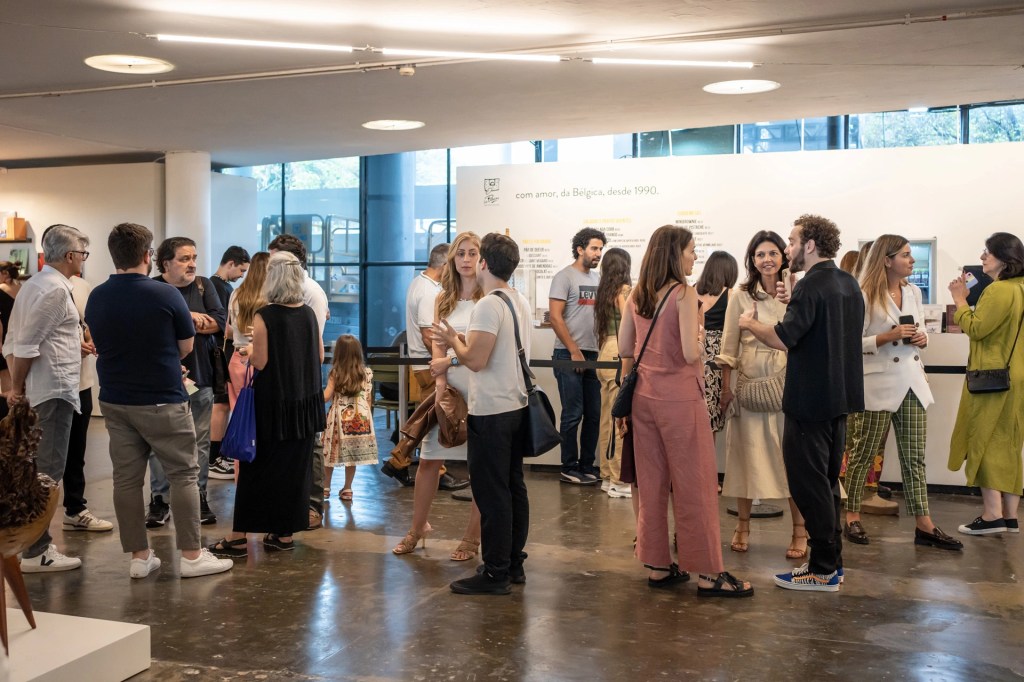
[739,214,864,592]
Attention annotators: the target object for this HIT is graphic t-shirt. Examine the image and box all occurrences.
[549,265,600,352]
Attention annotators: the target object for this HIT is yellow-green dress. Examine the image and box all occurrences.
[948,277,1024,494]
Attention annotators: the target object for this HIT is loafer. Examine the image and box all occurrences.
[843,521,870,545]
[438,473,470,491]
[914,526,963,551]
[875,484,893,500]
[381,461,416,487]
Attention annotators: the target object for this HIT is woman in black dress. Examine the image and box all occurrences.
[208,251,325,556]
[696,251,738,435]
[0,260,22,392]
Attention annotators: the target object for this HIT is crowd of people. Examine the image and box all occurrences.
[2,215,1022,597]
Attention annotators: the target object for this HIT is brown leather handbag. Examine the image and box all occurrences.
[436,384,468,448]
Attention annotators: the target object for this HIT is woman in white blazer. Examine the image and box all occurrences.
[842,235,962,550]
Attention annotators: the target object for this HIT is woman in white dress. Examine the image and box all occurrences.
[716,231,807,559]
[393,232,483,560]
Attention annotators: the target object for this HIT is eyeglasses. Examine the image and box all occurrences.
[148,248,156,257]
[69,250,90,261]
[982,248,991,256]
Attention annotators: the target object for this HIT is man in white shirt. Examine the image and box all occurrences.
[3,224,89,572]
[380,243,447,485]
[268,234,330,528]
[433,233,532,596]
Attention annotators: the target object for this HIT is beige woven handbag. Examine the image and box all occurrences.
[735,366,785,412]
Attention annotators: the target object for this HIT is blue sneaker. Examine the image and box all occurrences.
[837,567,844,584]
[773,563,840,592]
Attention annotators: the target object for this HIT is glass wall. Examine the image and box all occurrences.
[221,99,1024,348]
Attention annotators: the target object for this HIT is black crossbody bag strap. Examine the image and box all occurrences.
[493,289,535,392]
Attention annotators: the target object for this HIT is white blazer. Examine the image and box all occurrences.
[860,283,933,412]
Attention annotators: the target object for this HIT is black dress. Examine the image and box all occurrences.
[0,289,14,372]
[233,303,325,536]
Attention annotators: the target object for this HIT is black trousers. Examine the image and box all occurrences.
[467,408,530,579]
[782,414,845,575]
[63,387,93,516]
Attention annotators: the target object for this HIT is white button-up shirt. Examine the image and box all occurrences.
[2,265,81,410]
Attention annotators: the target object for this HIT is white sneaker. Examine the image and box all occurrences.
[607,483,633,499]
[180,548,234,578]
[601,479,611,492]
[19,545,82,573]
[63,509,114,532]
[129,550,162,579]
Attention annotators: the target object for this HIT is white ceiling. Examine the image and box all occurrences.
[2,1,1024,167]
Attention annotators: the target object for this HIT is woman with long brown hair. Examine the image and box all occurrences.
[593,247,633,500]
[0,260,22,392]
[393,232,483,559]
[717,231,806,558]
[616,225,752,597]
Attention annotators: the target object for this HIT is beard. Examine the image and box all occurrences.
[789,247,805,273]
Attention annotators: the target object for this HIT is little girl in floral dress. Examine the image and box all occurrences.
[322,334,379,500]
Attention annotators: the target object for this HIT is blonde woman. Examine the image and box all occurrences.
[393,232,483,559]
[225,251,269,410]
[843,235,961,550]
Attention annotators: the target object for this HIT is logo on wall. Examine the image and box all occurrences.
[484,178,500,205]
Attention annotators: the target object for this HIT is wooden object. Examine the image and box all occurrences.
[0,486,59,655]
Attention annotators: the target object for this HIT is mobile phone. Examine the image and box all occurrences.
[963,270,978,289]
[780,268,793,297]
[899,314,915,344]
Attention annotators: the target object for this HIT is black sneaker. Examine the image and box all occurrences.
[145,495,170,529]
[451,570,511,595]
[957,516,1006,536]
[875,484,893,500]
[199,491,217,525]
[477,562,526,584]
[438,473,470,491]
[1006,518,1020,534]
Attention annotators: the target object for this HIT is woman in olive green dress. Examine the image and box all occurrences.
[948,232,1024,536]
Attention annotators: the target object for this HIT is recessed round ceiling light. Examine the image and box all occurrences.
[702,79,780,95]
[85,54,175,74]
[361,120,426,131]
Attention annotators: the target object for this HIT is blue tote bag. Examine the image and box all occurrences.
[222,365,257,463]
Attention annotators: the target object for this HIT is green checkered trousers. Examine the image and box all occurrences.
[844,390,929,516]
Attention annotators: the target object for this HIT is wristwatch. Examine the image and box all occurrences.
[450,356,460,367]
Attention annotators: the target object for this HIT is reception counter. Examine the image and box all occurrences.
[527,325,975,488]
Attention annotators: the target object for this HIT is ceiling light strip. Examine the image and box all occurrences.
[591,57,754,68]
[152,34,353,53]
[381,48,561,63]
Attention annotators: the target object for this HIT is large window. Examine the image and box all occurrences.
[968,102,1024,143]
[850,108,959,148]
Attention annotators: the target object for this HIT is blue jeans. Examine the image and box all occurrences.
[552,348,601,475]
[149,387,211,497]
[25,398,75,558]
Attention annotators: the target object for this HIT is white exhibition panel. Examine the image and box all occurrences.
[458,143,1024,483]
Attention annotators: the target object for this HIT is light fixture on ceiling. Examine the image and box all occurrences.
[362,120,425,131]
[85,54,175,74]
[702,79,780,95]
[151,34,354,53]
[590,57,755,69]
[381,48,561,63]
[907,106,929,113]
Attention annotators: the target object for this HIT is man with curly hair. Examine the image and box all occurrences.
[738,214,864,592]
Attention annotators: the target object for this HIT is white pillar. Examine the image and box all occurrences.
[165,151,212,274]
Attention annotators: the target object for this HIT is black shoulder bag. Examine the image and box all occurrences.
[611,283,681,419]
[493,290,561,457]
[965,290,1024,394]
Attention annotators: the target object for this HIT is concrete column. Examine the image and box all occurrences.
[165,151,212,274]
[364,153,416,346]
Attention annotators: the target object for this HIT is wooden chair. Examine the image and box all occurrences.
[367,361,401,429]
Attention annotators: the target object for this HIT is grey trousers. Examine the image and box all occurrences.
[25,398,75,557]
[101,400,202,553]
[149,386,212,496]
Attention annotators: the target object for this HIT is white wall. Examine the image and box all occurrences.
[0,164,164,288]
[459,143,1024,482]
[211,172,260,261]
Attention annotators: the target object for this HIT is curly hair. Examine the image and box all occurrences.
[571,227,606,260]
[794,214,841,259]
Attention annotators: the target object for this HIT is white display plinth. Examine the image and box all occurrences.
[5,609,149,682]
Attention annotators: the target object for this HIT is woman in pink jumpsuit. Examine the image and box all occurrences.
[616,225,753,598]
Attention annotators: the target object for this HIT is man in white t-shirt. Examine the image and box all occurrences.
[433,233,532,596]
[380,243,447,485]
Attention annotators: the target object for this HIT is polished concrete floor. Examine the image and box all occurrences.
[12,418,1024,681]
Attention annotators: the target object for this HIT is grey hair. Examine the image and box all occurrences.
[428,242,450,268]
[42,224,89,264]
[263,251,304,304]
